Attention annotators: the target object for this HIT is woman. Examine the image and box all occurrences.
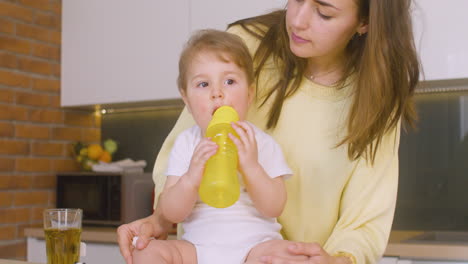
[118,0,419,263]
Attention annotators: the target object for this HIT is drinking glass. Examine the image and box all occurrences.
[43,208,82,264]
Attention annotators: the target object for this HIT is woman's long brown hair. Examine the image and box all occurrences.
[229,0,420,163]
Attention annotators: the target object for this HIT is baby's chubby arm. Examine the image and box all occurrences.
[158,138,218,223]
[229,121,287,218]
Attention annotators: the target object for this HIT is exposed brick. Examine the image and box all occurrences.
[50,94,60,107]
[82,128,101,142]
[16,23,51,43]
[32,174,56,188]
[0,139,29,155]
[0,17,14,34]
[0,105,29,121]
[0,191,14,207]
[51,62,60,77]
[0,89,15,103]
[32,78,60,92]
[64,111,98,127]
[15,123,50,139]
[0,2,34,23]
[0,208,30,224]
[0,70,30,88]
[31,206,47,221]
[0,35,32,54]
[0,158,15,171]
[32,43,60,61]
[0,52,17,68]
[0,225,16,240]
[31,142,63,156]
[49,30,61,45]
[17,222,42,238]
[35,12,60,29]
[15,91,50,107]
[29,109,63,123]
[0,122,14,137]
[0,175,33,190]
[0,241,26,259]
[49,191,55,205]
[51,0,61,15]
[52,127,81,141]
[65,143,75,157]
[18,0,52,12]
[16,157,51,172]
[17,57,53,75]
[53,158,79,172]
[14,190,49,206]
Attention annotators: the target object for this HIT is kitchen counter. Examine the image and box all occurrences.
[25,228,468,261]
[386,231,468,261]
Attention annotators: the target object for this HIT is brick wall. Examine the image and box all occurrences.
[0,0,101,260]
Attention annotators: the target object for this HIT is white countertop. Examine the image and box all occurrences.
[24,228,468,261]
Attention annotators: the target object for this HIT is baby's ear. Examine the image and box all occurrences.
[179,89,192,113]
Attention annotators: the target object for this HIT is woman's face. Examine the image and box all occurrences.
[286,0,367,60]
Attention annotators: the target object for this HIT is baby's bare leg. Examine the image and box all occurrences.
[132,239,197,264]
[245,239,309,264]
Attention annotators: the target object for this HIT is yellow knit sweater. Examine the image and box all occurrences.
[152,25,400,264]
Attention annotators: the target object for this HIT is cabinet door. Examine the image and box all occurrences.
[412,0,468,81]
[61,0,189,107]
[190,0,286,32]
[28,237,125,264]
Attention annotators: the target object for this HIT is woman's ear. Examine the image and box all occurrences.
[357,22,368,36]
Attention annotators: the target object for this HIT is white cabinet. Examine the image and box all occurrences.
[61,0,285,107]
[61,0,467,107]
[189,0,285,32]
[27,237,125,264]
[412,0,468,81]
[61,0,190,107]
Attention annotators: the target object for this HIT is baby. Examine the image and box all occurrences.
[133,29,300,264]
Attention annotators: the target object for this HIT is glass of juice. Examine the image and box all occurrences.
[43,208,82,264]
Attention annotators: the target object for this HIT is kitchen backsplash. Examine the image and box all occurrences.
[394,89,468,231]
[101,85,468,231]
[101,104,184,173]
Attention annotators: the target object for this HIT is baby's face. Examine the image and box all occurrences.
[181,51,252,132]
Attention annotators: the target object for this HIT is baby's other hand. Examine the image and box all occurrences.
[229,121,261,175]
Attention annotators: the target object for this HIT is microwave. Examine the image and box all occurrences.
[56,172,154,226]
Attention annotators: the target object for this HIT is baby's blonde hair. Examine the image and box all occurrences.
[177,29,254,93]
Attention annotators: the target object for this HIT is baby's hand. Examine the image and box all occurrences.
[186,138,218,188]
[229,121,261,175]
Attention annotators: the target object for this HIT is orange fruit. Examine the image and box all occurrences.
[87,144,104,160]
[99,151,112,163]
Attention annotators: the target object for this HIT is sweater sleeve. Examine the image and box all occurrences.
[323,121,401,264]
[152,107,195,209]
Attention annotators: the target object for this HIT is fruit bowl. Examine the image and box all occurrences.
[72,139,118,171]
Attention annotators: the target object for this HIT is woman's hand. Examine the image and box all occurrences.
[117,213,171,264]
[260,242,353,264]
